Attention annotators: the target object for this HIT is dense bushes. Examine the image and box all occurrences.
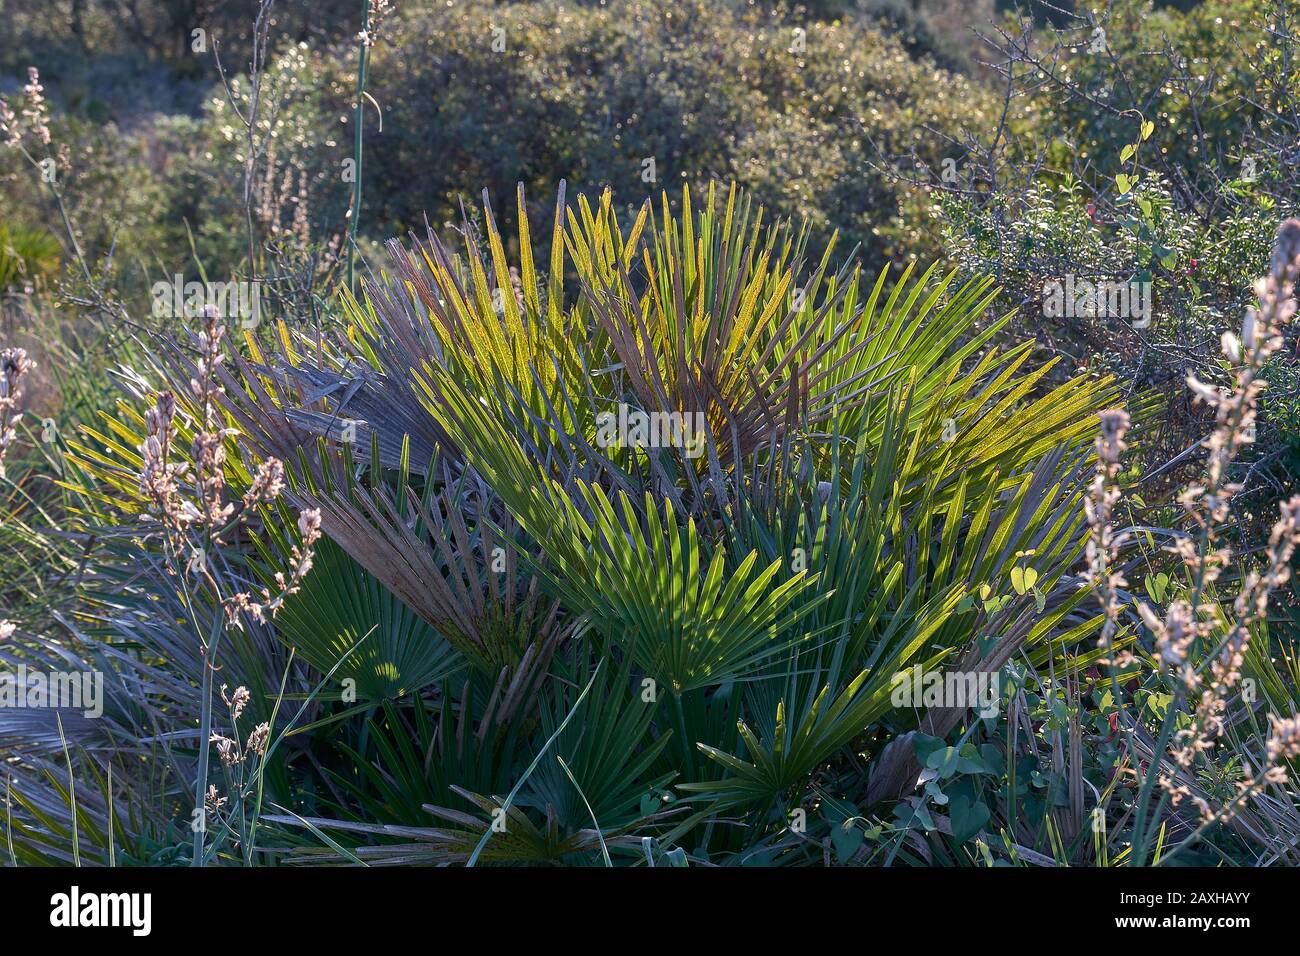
[314,0,1000,270]
[932,0,1300,531]
[2,1,1000,293]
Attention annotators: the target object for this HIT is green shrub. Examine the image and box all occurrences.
[359,0,997,270]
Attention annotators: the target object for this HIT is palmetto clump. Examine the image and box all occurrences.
[165,181,1133,861]
[39,181,1297,867]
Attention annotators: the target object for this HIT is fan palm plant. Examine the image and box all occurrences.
[28,181,1130,865]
